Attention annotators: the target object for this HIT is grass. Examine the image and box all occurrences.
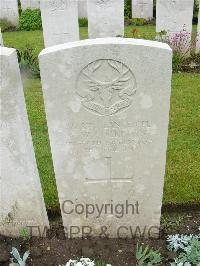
[23,78,59,210]
[2,25,198,55]
[164,73,200,204]
[3,30,44,56]
[2,27,200,210]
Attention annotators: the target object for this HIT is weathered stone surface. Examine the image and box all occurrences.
[0,28,3,46]
[156,0,194,35]
[39,38,172,238]
[87,0,124,38]
[40,0,79,47]
[0,47,49,237]
[20,0,40,10]
[0,0,19,26]
[78,0,87,18]
[132,0,153,20]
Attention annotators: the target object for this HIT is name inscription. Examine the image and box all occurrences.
[66,120,153,153]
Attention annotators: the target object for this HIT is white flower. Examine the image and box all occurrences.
[76,263,83,266]
[66,259,78,266]
[65,258,96,266]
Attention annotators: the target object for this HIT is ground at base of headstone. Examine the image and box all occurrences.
[0,210,199,266]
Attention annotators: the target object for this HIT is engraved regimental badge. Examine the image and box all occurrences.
[49,0,67,11]
[96,0,110,4]
[76,59,137,116]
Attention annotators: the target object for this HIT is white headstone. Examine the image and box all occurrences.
[0,0,19,26]
[0,47,49,237]
[20,0,40,10]
[78,0,87,18]
[87,0,124,38]
[39,38,172,238]
[196,2,200,54]
[0,28,3,46]
[132,0,153,20]
[40,0,79,48]
[156,0,194,35]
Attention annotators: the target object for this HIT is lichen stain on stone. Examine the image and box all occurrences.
[3,201,18,225]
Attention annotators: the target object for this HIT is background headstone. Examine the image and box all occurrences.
[196,2,200,53]
[39,38,172,238]
[156,0,194,35]
[0,47,49,237]
[40,0,79,47]
[20,0,40,10]
[132,0,153,20]
[0,0,19,26]
[87,0,124,38]
[0,28,3,46]
[78,0,87,18]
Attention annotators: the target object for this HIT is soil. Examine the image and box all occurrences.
[181,66,200,73]
[1,26,16,33]
[0,210,199,266]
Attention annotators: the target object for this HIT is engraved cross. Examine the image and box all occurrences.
[86,157,132,183]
